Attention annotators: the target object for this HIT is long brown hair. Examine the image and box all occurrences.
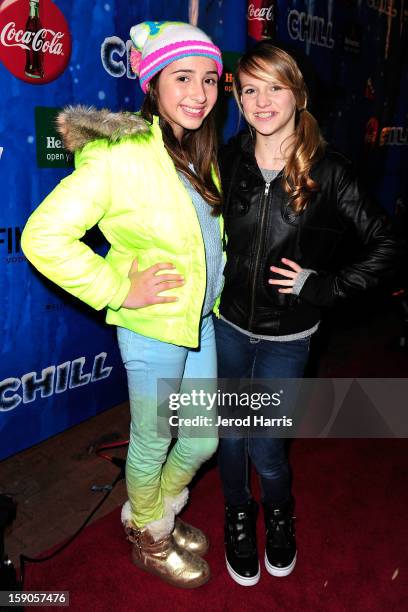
[140,73,222,216]
[233,42,326,213]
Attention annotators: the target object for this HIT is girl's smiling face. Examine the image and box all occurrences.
[239,70,297,141]
[155,56,219,140]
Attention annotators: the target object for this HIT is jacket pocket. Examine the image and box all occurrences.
[299,226,343,266]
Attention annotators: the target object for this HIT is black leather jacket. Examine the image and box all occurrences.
[218,132,402,336]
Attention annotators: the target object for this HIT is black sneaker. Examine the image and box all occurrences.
[263,501,297,577]
[224,499,260,586]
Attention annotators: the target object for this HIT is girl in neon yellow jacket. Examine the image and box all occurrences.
[21,21,224,589]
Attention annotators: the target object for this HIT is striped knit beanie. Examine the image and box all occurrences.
[129,21,223,93]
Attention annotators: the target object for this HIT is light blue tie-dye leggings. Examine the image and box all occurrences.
[117,314,218,528]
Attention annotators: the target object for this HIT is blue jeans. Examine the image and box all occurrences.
[214,316,310,506]
[117,314,218,527]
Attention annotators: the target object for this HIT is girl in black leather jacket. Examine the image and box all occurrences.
[215,41,400,587]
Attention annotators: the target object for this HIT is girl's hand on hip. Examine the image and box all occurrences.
[269,258,302,294]
[122,259,185,308]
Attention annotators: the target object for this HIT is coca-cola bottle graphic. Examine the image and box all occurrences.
[247,1,276,45]
[25,0,44,79]
[261,1,275,39]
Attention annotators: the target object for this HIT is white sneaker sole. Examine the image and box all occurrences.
[264,551,297,577]
[225,555,261,586]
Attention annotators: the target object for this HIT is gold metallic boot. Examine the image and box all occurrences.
[172,519,209,556]
[127,528,209,589]
[165,488,210,556]
[122,513,210,588]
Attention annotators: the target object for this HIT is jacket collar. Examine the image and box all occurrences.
[55,105,150,152]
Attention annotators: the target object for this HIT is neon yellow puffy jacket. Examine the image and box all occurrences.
[21,108,222,348]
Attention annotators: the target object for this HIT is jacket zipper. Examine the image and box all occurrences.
[248,181,270,331]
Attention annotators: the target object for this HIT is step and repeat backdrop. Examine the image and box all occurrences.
[0,1,407,460]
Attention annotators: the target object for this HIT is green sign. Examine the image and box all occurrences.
[35,106,74,168]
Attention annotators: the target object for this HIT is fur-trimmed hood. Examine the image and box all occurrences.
[56,105,149,152]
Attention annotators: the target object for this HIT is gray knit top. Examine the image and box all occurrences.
[177,170,223,316]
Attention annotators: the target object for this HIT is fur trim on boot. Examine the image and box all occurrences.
[121,500,175,542]
[121,488,189,542]
[164,488,189,515]
[55,105,149,152]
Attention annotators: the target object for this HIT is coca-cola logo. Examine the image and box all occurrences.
[248,3,274,21]
[1,22,64,54]
[0,0,71,84]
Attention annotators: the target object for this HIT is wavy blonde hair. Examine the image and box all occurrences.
[233,42,326,213]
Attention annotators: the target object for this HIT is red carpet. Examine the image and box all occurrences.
[25,439,408,611]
